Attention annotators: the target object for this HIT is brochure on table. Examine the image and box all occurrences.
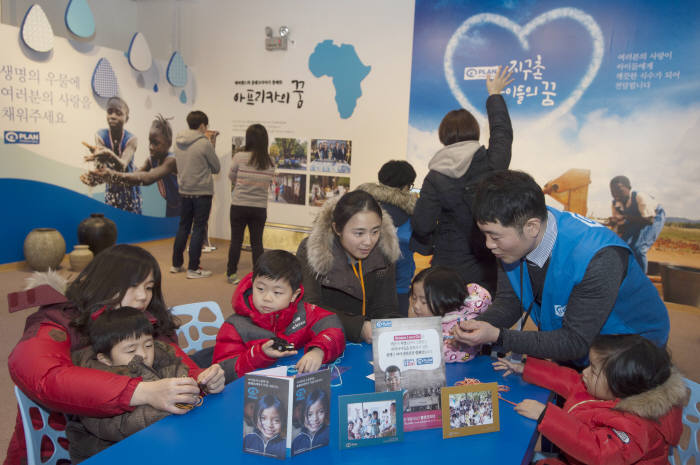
[243,368,331,460]
[371,316,446,431]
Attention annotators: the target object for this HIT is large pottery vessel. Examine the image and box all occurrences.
[77,213,117,255]
[23,228,66,271]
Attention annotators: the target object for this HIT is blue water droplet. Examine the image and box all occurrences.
[179,90,187,103]
[65,0,95,39]
[153,84,159,92]
[167,51,188,87]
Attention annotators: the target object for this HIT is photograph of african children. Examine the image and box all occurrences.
[270,137,307,171]
[440,383,499,439]
[309,175,350,207]
[339,390,403,450]
[270,173,306,205]
[310,139,351,173]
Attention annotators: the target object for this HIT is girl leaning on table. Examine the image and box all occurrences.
[494,334,687,465]
[5,244,225,465]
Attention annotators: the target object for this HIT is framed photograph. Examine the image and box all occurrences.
[310,139,351,173]
[308,175,350,207]
[338,391,403,450]
[440,382,499,439]
[270,173,306,205]
[270,137,308,171]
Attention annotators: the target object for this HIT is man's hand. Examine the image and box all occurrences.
[261,339,299,359]
[514,399,546,420]
[296,347,324,373]
[452,319,500,346]
[197,363,225,394]
[486,66,515,95]
[492,357,524,377]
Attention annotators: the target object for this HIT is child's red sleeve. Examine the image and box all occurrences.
[523,357,582,398]
[212,321,274,382]
[302,304,346,363]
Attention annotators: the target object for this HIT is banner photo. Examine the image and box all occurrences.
[407,0,700,269]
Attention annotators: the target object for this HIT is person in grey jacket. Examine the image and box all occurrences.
[171,110,221,278]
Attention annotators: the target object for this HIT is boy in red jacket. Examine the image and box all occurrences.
[213,250,346,382]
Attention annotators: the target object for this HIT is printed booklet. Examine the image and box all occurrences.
[371,316,446,431]
[243,367,331,459]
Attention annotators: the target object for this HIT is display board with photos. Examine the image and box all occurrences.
[371,316,446,431]
[338,390,404,450]
[243,367,331,459]
[440,382,500,439]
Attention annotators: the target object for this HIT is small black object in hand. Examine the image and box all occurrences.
[271,337,295,352]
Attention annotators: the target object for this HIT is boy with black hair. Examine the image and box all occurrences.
[67,307,224,463]
[213,250,346,382]
[452,170,669,367]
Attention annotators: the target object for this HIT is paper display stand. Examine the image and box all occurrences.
[371,317,446,431]
[440,382,500,439]
[243,367,331,460]
[339,390,404,449]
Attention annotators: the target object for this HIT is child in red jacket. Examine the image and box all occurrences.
[213,250,346,382]
[494,334,687,465]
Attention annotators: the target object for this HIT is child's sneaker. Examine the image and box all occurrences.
[227,273,240,284]
[187,268,212,279]
[170,265,186,273]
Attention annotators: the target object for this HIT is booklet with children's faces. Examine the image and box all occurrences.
[339,390,404,450]
[371,317,446,431]
[243,368,331,460]
[441,383,500,439]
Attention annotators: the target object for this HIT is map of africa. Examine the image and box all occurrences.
[308,40,371,119]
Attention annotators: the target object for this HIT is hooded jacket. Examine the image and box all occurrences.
[296,196,402,342]
[212,273,345,382]
[174,129,220,196]
[524,357,686,465]
[66,342,191,463]
[356,182,417,294]
[411,94,512,293]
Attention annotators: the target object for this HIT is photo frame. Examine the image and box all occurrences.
[338,390,403,450]
[440,382,500,439]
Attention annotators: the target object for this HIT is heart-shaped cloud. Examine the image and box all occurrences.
[444,8,604,127]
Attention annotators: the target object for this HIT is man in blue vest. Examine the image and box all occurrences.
[453,170,669,366]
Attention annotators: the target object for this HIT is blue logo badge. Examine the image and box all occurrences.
[375,320,392,328]
[4,131,40,144]
[247,386,259,399]
[417,357,433,365]
[295,387,306,401]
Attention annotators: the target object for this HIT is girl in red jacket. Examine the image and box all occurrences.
[213,250,345,382]
[494,334,687,465]
[6,245,224,465]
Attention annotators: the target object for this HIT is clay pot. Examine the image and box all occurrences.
[23,228,66,271]
[69,244,94,272]
[77,213,117,255]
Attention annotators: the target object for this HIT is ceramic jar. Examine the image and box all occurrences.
[77,213,117,255]
[69,244,93,272]
[23,228,66,271]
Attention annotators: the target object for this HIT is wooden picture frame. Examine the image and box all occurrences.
[440,382,500,439]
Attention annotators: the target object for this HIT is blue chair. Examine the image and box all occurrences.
[171,301,225,354]
[14,386,71,465]
[669,377,700,465]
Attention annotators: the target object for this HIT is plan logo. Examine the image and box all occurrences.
[463,65,499,80]
[375,320,392,328]
[4,131,40,144]
[554,305,567,317]
[416,357,433,366]
[246,386,259,399]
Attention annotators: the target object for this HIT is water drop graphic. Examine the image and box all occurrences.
[127,32,152,72]
[179,90,187,103]
[21,5,54,53]
[153,83,159,92]
[65,0,95,40]
[92,58,118,98]
[167,52,188,87]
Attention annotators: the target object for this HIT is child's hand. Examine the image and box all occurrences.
[261,339,299,359]
[486,66,515,95]
[197,363,225,394]
[492,357,524,377]
[296,347,324,373]
[514,399,546,420]
[360,320,373,343]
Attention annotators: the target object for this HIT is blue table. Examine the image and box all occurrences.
[84,344,551,464]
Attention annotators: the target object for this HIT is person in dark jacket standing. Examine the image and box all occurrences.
[357,160,417,316]
[411,67,513,295]
[297,190,401,343]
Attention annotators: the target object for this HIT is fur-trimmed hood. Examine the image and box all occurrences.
[304,195,400,277]
[355,183,417,215]
[614,368,689,421]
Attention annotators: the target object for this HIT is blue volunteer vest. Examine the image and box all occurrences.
[503,207,669,346]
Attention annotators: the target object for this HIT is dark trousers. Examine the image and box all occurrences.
[227,205,267,275]
[172,195,212,271]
